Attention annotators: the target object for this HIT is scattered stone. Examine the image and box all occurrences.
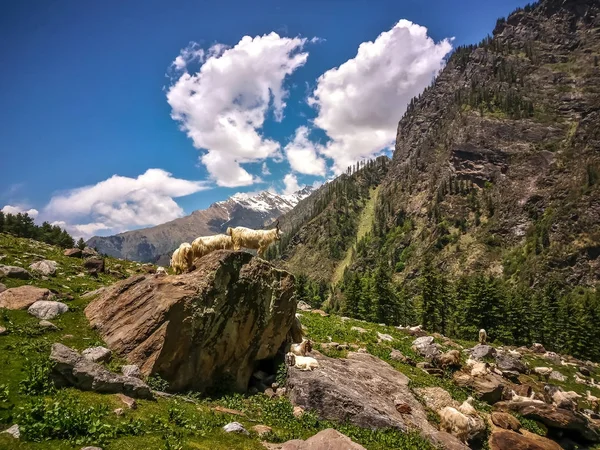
[495,353,528,373]
[1,424,19,439]
[377,332,393,342]
[351,326,367,333]
[286,351,468,449]
[0,265,31,280]
[82,247,99,258]
[415,387,458,411]
[491,412,521,431]
[543,352,561,365]
[28,300,68,320]
[579,366,592,377]
[311,309,329,317]
[82,346,112,363]
[39,320,58,330]
[64,248,82,258]
[470,344,497,360]
[453,372,506,404]
[85,252,296,393]
[83,257,105,274]
[0,286,52,310]
[390,349,407,362]
[502,371,521,382]
[223,421,249,435]
[116,393,137,409]
[549,371,566,382]
[297,300,312,311]
[121,365,141,379]
[0,283,6,293]
[531,343,546,354]
[412,336,440,358]
[513,385,533,398]
[252,424,272,437]
[395,402,412,414]
[293,406,305,418]
[276,428,367,450]
[49,343,153,399]
[113,408,124,416]
[29,260,58,276]
[0,326,6,336]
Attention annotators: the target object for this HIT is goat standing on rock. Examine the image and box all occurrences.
[191,234,233,259]
[170,243,194,274]
[226,221,282,258]
[478,329,487,345]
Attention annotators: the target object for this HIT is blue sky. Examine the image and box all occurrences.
[0,0,530,238]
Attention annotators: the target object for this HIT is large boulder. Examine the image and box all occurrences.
[286,351,468,450]
[0,265,31,280]
[470,344,497,360]
[50,343,153,399]
[453,371,506,403]
[415,387,458,411]
[29,260,58,277]
[82,247,99,258]
[495,353,528,373]
[85,250,296,393]
[28,300,68,320]
[83,257,105,274]
[0,286,52,310]
[412,336,440,359]
[489,429,562,450]
[276,428,366,450]
[64,248,83,258]
[495,400,600,442]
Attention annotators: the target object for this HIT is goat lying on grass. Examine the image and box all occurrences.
[226,221,282,258]
[170,243,193,274]
[191,234,233,259]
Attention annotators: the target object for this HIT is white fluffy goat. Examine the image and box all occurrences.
[533,366,553,381]
[226,221,282,258]
[170,243,194,274]
[290,339,313,357]
[508,389,543,404]
[439,397,484,444]
[191,234,233,259]
[478,328,487,345]
[156,266,167,276]
[471,362,490,377]
[285,352,319,371]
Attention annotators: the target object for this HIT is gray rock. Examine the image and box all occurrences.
[82,346,112,363]
[297,300,312,311]
[1,424,19,439]
[39,320,58,330]
[121,365,141,379]
[29,260,58,276]
[223,421,249,435]
[550,371,567,382]
[377,332,393,342]
[495,353,528,373]
[470,344,497,360]
[412,336,435,348]
[49,343,153,399]
[412,336,440,358]
[0,265,31,280]
[28,300,69,320]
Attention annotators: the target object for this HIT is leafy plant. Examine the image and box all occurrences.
[146,373,169,392]
[19,357,55,396]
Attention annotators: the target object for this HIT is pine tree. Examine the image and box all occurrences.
[76,238,86,250]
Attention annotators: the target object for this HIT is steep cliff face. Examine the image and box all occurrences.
[364,0,600,286]
[87,187,313,264]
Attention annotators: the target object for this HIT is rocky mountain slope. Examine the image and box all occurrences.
[86,186,313,265]
[274,0,600,289]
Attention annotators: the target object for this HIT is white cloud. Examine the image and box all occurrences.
[167,33,309,187]
[307,19,452,173]
[261,162,271,175]
[1,204,39,218]
[284,126,327,176]
[171,41,205,71]
[44,169,210,238]
[282,173,303,195]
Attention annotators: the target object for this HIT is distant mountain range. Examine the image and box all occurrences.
[86,186,314,265]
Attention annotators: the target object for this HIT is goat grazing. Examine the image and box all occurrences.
[170,243,194,274]
[290,339,313,357]
[478,329,487,345]
[226,221,282,258]
[191,234,233,259]
[285,352,319,371]
[435,350,461,370]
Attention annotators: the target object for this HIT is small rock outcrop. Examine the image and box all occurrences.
[453,372,506,404]
[222,422,249,435]
[286,351,468,449]
[412,336,440,358]
[0,286,52,310]
[82,247,99,258]
[82,346,112,363]
[50,343,153,399]
[495,353,528,373]
[491,412,521,431]
[85,250,296,393]
[470,344,497,360]
[489,429,562,450]
[29,260,58,277]
[83,257,105,275]
[274,428,367,450]
[0,265,31,280]
[64,248,83,258]
[121,365,141,379]
[1,424,19,439]
[28,300,68,320]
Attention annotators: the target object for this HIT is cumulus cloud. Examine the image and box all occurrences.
[44,169,210,238]
[167,33,310,187]
[1,204,39,218]
[284,126,327,176]
[307,19,453,173]
[282,173,303,195]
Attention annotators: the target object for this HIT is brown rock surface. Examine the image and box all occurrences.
[491,412,521,431]
[453,371,506,403]
[276,429,366,450]
[489,429,561,450]
[286,351,468,449]
[85,250,296,393]
[0,286,52,310]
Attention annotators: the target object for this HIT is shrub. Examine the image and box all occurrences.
[19,358,55,396]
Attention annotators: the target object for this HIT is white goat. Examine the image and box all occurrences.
[156,266,167,276]
[290,339,313,357]
[508,389,543,404]
[533,366,553,381]
[285,352,319,371]
[471,362,490,377]
[170,243,194,274]
[508,349,522,359]
[226,221,282,258]
[439,398,484,444]
[191,234,233,259]
[479,329,487,345]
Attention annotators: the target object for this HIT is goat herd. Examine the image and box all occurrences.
[170,222,283,274]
